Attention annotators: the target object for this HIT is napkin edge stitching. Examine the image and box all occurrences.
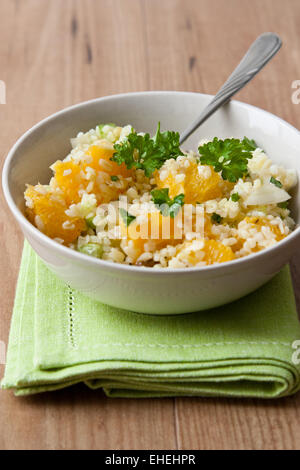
[67,286,77,349]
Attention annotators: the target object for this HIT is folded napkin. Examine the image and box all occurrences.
[2,241,300,398]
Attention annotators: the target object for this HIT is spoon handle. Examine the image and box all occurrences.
[179,32,282,145]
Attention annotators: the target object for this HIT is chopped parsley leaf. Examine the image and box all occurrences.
[151,188,184,218]
[111,175,119,182]
[270,176,282,188]
[231,193,241,202]
[278,201,289,209]
[119,208,136,227]
[86,216,96,230]
[211,212,222,224]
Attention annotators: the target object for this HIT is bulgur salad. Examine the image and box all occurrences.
[24,123,297,268]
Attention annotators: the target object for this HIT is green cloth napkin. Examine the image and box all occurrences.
[2,241,300,398]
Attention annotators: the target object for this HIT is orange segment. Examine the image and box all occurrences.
[25,185,86,244]
[155,161,224,204]
[52,161,84,205]
[203,239,235,264]
[177,239,235,266]
[86,145,132,177]
[51,145,132,206]
[120,211,183,263]
[243,216,286,242]
[25,145,134,244]
[120,207,214,263]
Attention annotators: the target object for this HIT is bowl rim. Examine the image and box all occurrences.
[2,90,300,276]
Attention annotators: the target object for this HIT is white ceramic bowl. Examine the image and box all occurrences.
[3,92,300,314]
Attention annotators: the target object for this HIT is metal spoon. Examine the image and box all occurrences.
[179,32,282,145]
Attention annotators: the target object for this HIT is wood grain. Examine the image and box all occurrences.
[0,0,300,450]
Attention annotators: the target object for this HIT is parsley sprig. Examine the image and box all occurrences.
[151,188,184,218]
[112,123,184,177]
[198,137,257,182]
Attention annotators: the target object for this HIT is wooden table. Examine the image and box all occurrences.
[1,0,300,450]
